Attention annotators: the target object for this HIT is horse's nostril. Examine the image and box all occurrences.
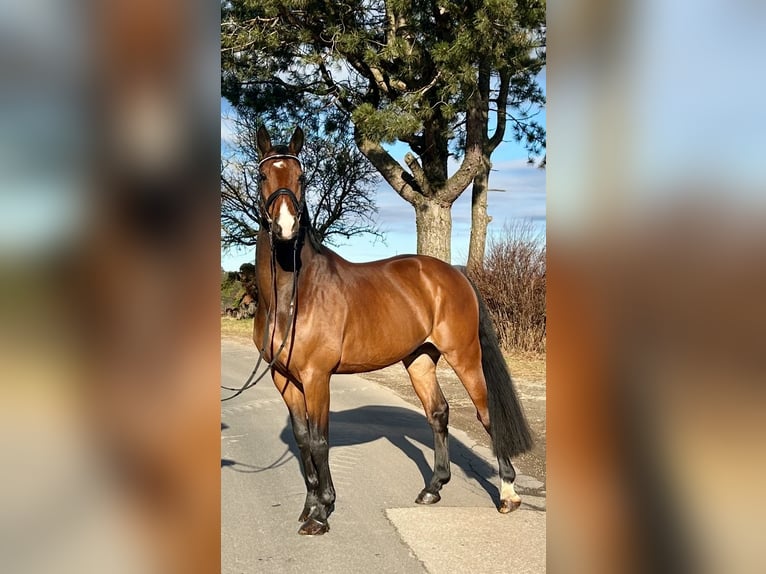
[270,218,299,240]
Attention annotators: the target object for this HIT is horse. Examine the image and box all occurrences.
[251,125,532,535]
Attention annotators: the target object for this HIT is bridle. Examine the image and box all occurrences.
[221,153,306,401]
[255,154,306,229]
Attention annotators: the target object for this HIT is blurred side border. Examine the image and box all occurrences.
[548,0,766,572]
[0,1,220,573]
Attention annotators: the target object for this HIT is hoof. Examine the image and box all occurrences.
[415,490,441,505]
[498,498,522,513]
[298,517,329,535]
[299,503,333,522]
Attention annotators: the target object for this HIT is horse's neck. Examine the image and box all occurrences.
[255,231,319,302]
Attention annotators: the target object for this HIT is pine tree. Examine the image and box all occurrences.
[222,0,545,262]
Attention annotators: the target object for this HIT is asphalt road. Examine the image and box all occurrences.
[221,340,546,573]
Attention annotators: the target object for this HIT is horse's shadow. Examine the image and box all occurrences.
[223,404,501,506]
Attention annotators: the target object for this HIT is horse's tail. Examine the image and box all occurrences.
[459,268,533,460]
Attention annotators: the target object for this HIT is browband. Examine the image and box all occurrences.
[258,154,302,169]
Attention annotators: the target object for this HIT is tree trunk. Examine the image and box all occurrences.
[466,163,491,275]
[414,199,452,262]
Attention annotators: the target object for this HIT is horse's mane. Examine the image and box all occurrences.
[300,204,325,254]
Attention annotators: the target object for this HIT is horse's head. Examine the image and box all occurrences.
[256,126,305,242]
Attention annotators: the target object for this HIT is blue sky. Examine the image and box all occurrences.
[221,89,546,270]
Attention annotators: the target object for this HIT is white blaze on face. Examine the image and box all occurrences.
[275,200,297,239]
[267,160,300,238]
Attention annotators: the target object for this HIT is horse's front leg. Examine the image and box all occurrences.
[299,370,335,535]
[273,372,319,524]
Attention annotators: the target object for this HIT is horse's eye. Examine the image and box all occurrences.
[259,172,267,181]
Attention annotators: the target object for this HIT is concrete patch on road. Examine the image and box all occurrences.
[386,503,545,574]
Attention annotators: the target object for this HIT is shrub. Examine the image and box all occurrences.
[220,270,243,313]
[469,221,546,354]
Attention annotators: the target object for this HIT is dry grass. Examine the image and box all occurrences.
[221,317,253,342]
[504,349,546,384]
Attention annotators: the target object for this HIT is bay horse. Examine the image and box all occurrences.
[252,126,532,535]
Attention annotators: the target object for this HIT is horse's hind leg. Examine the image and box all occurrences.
[441,341,490,434]
[442,341,522,513]
[403,346,451,504]
[497,457,521,513]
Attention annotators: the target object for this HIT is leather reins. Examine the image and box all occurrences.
[221,154,305,401]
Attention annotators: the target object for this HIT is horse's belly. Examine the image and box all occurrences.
[336,322,428,373]
[334,358,405,374]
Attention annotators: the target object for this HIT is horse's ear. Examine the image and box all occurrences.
[256,126,271,157]
[289,127,304,155]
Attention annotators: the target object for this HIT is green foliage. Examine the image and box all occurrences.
[222,0,545,159]
[222,0,546,260]
[351,102,421,143]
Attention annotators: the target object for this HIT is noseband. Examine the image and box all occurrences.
[257,154,305,228]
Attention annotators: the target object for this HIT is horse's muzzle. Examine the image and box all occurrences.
[263,187,303,241]
[272,212,300,241]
